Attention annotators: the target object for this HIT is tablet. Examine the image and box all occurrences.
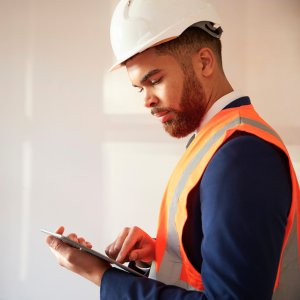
[41,229,146,278]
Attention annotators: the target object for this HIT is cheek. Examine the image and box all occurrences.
[157,81,182,110]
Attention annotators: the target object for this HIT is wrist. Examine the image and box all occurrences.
[84,265,111,287]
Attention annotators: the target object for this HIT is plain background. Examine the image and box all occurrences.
[0,0,299,299]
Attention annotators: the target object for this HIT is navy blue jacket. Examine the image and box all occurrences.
[100,97,292,300]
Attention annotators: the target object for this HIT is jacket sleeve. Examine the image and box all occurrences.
[100,133,292,300]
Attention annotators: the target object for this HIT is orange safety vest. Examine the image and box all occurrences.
[149,104,300,298]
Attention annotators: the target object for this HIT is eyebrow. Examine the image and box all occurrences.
[132,69,163,87]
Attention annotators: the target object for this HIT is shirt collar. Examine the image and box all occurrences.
[196,90,244,134]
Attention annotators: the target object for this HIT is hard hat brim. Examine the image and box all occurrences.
[109,36,179,72]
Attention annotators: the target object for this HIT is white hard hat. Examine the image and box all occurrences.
[109,0,222,72]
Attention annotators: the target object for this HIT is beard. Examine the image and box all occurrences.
[151,70,207,138]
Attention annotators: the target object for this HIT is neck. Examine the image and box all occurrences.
[204,76,233,116]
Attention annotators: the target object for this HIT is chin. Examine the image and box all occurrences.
[163,123,196,139]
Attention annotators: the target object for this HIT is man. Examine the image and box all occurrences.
[45,0,300,299]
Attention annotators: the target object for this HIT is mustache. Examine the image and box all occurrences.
[151,107,172,116]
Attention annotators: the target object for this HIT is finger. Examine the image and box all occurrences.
[67,233,79,243]
[78,237,87,247]
[113,228,131,260]
[55,226,65,235]
[105,238,119,255]
[105,231,122,257]
[107,241,119,260]
[86,242,92,249]
[105,243,113,256]
[105,229,129,260]
[105,243,120,259]
[116,228,143,263]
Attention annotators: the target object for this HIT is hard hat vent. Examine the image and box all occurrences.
[191,21,223,39]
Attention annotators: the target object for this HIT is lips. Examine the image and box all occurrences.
[154,111,170,123]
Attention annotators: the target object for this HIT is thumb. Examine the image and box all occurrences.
[129,247,154,262]
[45,236,80,269]
[129,251,138,261]
[45,226,65,251]
[45,236,70,256]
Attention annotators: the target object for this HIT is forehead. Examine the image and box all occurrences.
[125,48,181,82]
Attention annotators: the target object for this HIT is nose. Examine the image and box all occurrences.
[143,91,159,108]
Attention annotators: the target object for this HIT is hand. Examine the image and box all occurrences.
[65,232,93,249]
[45,226,111,286]
[105,226,155,264]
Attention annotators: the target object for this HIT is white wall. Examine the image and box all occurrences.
[0,0,299,299]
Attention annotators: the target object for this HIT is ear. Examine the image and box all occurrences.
[193,48,215,77]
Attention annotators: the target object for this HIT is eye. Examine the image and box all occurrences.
[150,78,162,85]
[135,77,162,93]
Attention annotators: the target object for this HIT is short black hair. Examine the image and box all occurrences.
[122,27,223,73]
[154,27,223,73]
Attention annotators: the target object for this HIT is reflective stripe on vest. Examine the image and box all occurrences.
[149,105,300,298]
